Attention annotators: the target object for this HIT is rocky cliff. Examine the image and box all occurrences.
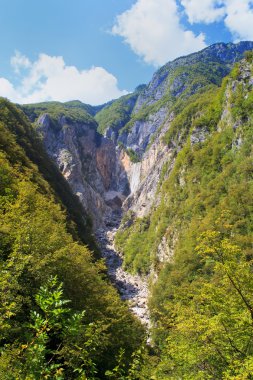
[17,42,253,377]
[22,102,130,228]
[117,42,253,218]
[116,47,253,275]
[22,41,253,231]
[96,41,253,159]
[38,114,130,228]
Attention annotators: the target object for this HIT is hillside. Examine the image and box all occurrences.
[1,41,253,379]
[116,50,253,377]
[96,41,253,158]
[0,98,145,379]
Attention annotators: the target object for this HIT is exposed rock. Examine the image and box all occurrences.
[233,135,243,148]
[190,126,208,145]
[157,232,178,263]
[122,119,174,217]
[95,217,151,328]
[118,107,168,155]
[37,114,129,228]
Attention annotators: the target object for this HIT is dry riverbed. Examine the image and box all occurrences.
[95,219,150,328]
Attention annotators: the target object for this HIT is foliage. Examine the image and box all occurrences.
[95,93,138,135]
[153,230,253,379]
[105,345,153,380]
[116,56,253,276]
[1,48,253,379]
[146,57,253,377]
[21,101,97,128]
[0,99,145,378]
[126,148,140,163]
[115,55,253,375]
[115,80,224,274]
[0,97,96,249]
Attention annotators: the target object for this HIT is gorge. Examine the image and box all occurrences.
[20,41,253,326]
[1,41,253,379]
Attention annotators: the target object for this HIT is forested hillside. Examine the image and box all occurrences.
[116,51,253,378]
[95,42,253,159]
[1,42,253,379]
[0,98,145,379]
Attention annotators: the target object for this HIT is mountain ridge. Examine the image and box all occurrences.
[2,41,253,378]
[21,42,253,229]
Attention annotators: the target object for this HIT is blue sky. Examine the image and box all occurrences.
[0,0,252,105]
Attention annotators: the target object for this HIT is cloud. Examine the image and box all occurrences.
[0,52,127,105]
[112,0,206,66]
[0,78,17,99]
[10,51,31,74]
[181,0,253,40]
[181,0,226,24]
[224,0,253,40]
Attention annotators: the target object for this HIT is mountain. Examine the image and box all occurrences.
[1,41,253,378]
[21,100,130,227]
[96,41,253,157]
[0,98,144,378]
[115,48,253,377]
[20,42,253,228]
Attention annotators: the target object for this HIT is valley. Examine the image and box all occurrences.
[1,41,253,378]
[95,213,150,328]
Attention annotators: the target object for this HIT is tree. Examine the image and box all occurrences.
[1,276,101,380]
[154,230,253,379]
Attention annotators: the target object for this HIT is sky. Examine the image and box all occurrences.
[0,0,252,105]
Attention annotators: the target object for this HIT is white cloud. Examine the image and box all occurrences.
[224,0,253,40]
[180,0,226,24]
[0,52,127,105]
[10,51,31,74]
[0,78,17,99]
[112,0,206,66]
[181,0,253,40]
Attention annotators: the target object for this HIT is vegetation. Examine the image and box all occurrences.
[0,98,145,378]
[21,101,98,128]
[117,54,253,380]
[115,57,252,274]
[115,79,225,274]
[1,47,253,379]
[95,92,138,135]
[0,98,96,249]
[116,56,253,377]
[126,148,140,163]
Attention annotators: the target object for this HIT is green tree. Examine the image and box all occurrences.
[154,230,253,379]
[1,276,101,380]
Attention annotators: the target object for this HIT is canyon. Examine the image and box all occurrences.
[1,40,253,378]
[21,41,253,328]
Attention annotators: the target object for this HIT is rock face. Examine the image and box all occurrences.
[37,114,129,228]
[118,107,168,156]
[122,119,174,217]
[114,42,253,217]
[22,41,253,329]
[96,41,253,162]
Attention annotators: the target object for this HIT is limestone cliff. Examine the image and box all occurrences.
[96,41,253,161]
[34,112,129,228]
[121,117,173,217]
[20,42,253,329]
[114,50,253,278]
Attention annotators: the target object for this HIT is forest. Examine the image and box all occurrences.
[0,50,253,379]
